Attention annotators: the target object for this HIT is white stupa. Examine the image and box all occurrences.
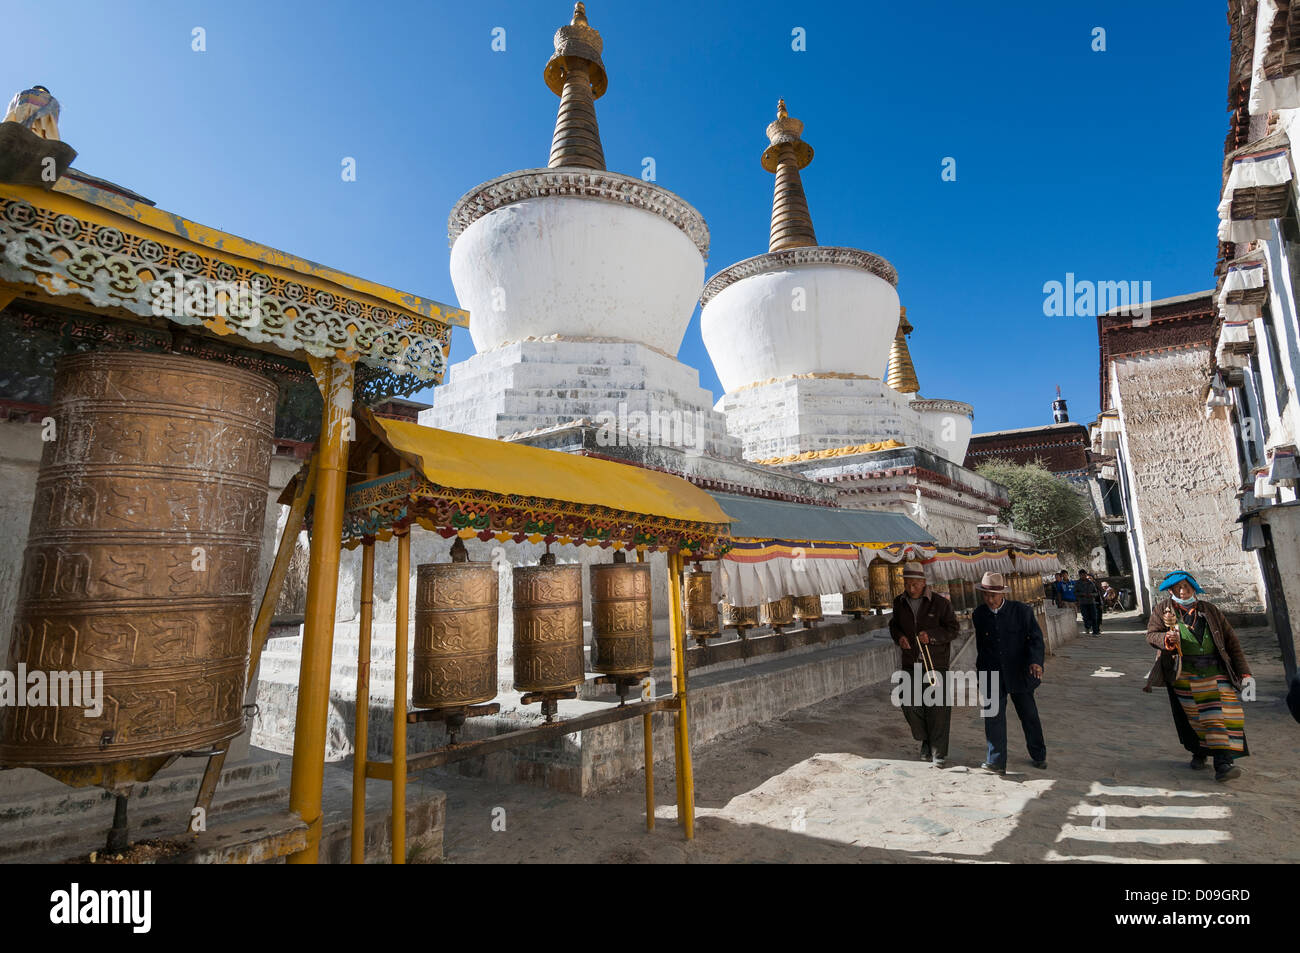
[700,101,972,465]
[425,3,740,458]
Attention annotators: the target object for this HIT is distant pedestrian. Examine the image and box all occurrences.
[1076,570,1100,635]
[973,571,1047,773]
[889,565,961,767]
[1143,570,1254,782]
[1053,570,1076,611]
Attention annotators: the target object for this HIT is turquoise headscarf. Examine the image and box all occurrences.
[1157,570,1203,594]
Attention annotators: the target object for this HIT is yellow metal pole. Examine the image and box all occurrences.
[351,453,379,864]
[670,551,695,840]
[643,712,655,832]
[287,357,354,864]
[667,551,685,827]
[392,527,410,864]
[638,546,654,831]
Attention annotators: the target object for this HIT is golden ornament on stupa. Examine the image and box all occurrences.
[886,306,920,395]
[762,99,817,252]
[544,2,607,170]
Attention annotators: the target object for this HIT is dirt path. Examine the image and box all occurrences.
[423,611,1300,863]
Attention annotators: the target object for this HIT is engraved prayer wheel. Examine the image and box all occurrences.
[889,563,905,600]
[760,594,795,629]
[684,564,720,642]
[0,352,275,790]
[721,602,759,631]
[413,554,499,711]
[589,561,653,677]
[962,580,975,607]
[512,555,585,693]
[868,560,892,609]
[793,594,823,623]
[930,580,950,603]
[947,578,965,612]
[841,589,872,618]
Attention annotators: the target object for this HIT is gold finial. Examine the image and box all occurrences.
[544,2,607,170]
[761,99,816,251]
[887,306,920,394]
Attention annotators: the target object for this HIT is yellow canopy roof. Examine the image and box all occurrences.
[374,416,731,527]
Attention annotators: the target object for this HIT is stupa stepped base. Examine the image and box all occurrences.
[422,339,743,459]
[716,375,932,462]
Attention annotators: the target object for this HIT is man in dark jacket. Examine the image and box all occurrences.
[973,571,1047,774]
[1076,570,1100,636]
[889,564,962,767]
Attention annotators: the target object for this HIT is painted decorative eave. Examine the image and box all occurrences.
[700,246,897,306]
[0,179,467,382]
[446,167,710,257]
[1218,133,1294,243]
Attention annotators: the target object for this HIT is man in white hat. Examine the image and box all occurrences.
[973,571,1047,774]
[889,563,961,767]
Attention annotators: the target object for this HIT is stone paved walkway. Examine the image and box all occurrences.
[426,611,1300,863]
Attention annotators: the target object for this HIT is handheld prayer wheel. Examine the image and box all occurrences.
[413,542,499,711]
[841,589,871,618]
[0,352,275,790]
[793,594,823,624]
[721,601,760,632]
[589,557,653,678]
[684,564,720,644]
[512,554,585,693]
[889,563,905,600]
[868,560,892,609]
[760,594,795,629]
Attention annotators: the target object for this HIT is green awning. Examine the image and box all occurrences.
[706,492,934,545]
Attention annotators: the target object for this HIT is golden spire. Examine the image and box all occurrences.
[544,3,607,170]
[761,99,817,251]
[887,306,920,394]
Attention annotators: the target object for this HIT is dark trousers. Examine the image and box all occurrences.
[1080,602,1100,633]
[902,675,952,758]
[984,684,1046,767]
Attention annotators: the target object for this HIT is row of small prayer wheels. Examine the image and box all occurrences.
[713,559,932,636]
[710,564,1054,635]
[414,548,655,711]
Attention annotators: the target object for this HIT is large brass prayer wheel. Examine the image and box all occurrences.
[589,561,653,677]
[947,578,965,612]
[889,563,905,600]
[684,565,720,642]
[962,580,975,607]
[760,594,795,628]
[0,352,275,789]
[793,594,823,623]
[413,561,499,710]
[930,579,950,603]
[512,557,585,693]
[841,589,871,617]
[868,560,892,609]
[721,601,759,631]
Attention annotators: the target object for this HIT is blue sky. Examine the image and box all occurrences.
[5,0,1226,433]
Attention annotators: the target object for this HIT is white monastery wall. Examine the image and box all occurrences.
[1112,348,1264,610]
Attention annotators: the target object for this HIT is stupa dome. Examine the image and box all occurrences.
[446,4,708,357]
[700,101,899,392]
